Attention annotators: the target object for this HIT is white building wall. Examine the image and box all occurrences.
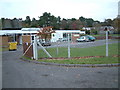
[51,31,63,42]
[19,35,22,44]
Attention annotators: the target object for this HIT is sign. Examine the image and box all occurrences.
[104,27,108,31]
[73,34,79,37]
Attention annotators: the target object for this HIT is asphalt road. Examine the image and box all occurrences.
[43,39,119,48]
[2,45,119,88]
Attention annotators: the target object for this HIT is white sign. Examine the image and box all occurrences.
[73,34,79,37]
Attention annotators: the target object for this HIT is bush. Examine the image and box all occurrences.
[91,29,98,35]
[85,30,90,35]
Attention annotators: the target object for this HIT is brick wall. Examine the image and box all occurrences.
[0,36,8,47]
[22,35,33,58]
[72,34,80,41]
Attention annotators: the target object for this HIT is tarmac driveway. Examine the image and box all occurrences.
[2,45,119,88]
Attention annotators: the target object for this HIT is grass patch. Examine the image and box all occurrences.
[0,47,8,51]
[37,43,119,64]
[21,56,33,61]
[92,34,120,37]
[38,43,119,58]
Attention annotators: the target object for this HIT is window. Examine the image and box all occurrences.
[52,34,55,37]
[63,33,67,38]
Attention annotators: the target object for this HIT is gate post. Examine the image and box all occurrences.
[32,35,38,60]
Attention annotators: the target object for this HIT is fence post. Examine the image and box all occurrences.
[104,27,109,57]
[68,33,70,58]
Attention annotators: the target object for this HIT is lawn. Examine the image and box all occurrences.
[92,34,120,37]
[38,43,119,58]
[37,43,119,64]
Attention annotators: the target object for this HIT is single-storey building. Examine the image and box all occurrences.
[0,28,85,47]
[51,30,85,42]
[0,28,40,47]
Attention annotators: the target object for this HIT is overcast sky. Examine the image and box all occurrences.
[0,0,119,22]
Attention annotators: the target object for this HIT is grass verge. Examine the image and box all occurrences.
[0,47,8,51]
[38,56,119,64]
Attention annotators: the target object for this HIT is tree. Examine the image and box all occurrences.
[85,18,94,27]
[57,16,61,23]
[69,19,82,30]
[22,12,103,30]
[113,18,120,33]
[71,18,76,21]
[54,16,61,29]
[39,12,51,27]
[79,17,96,28]
[92,21,101,34]
[38,12,60,29]
[60,19,68,29]
[31,18,38,27]
[79,16,86,22]
[85,30,90,35]
[104,19,113,26]
[37,26,55,41]
[24,16,31,27]
[101,19,113,26]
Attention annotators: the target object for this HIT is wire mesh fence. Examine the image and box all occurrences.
[37,40,119,59]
